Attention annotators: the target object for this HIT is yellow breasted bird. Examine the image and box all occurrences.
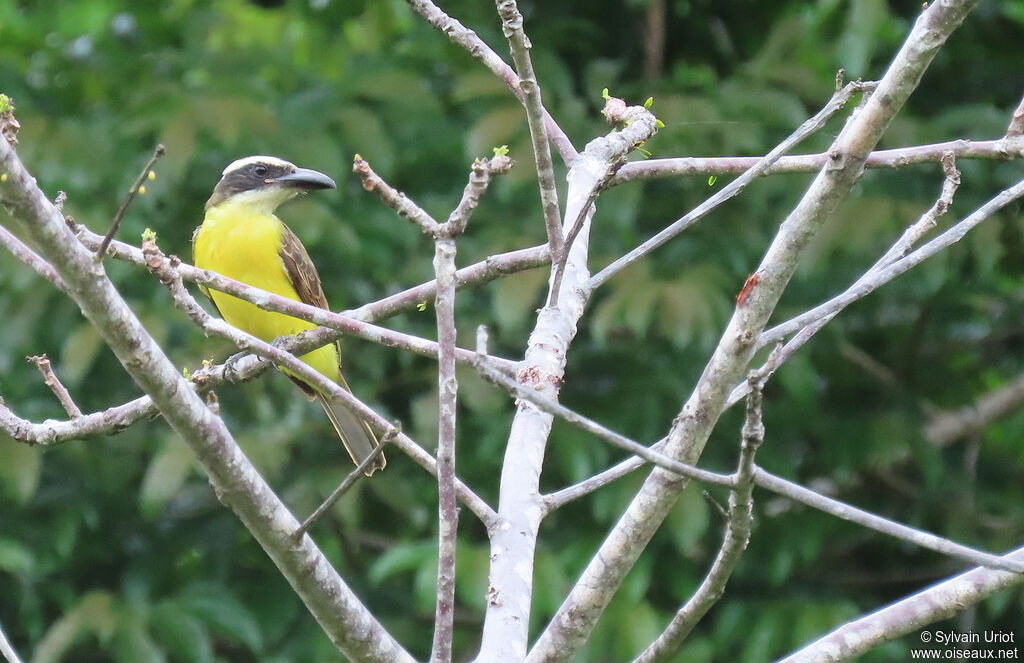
[193,156,385,475]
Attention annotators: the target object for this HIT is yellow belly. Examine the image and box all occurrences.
[193,204,340,384]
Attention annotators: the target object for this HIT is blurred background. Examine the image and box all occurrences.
[2,1,1024,661]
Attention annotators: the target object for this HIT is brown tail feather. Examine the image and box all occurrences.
[317,394,386,476]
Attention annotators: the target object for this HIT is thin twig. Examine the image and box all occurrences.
[445,155,514,234]
[547,156,622,306]
[353,154,440,234]
[96,144,165,257]
[474,356,735,499]
[635,372,765,663]
[588,79,877,291]
[0,620,23,663]
[293,430,395,540]
[27,354,82,418]
[431,230,459,663]
[925,370,1024,446]
[753,469,1024,574]
[757,172,1024,352]
[430,155,511,662]
[494,0,564,254]
[0,394,155,446]
[403,0,577,163]
[612,136,1024,183]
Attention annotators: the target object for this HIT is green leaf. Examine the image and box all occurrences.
[151,602,214,663]
[644,96,653,109]
[33,591,117,663]
[139,438,195,519]
[113,621,167,663]
[0,436,41,503]
[601,87,610,100]
[0,537,34,574]
[59,323,104,388]
[176,584,263,652]
[368,542,436,585]
[665,485,710,552]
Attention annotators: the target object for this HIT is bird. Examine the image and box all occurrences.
[192,155,385,476]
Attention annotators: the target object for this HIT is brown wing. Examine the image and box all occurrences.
[278,223,337,398]
[279,222,330,311]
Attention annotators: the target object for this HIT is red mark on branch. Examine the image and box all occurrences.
[737,272,760,306]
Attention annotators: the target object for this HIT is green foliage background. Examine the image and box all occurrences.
[2,1,1024,661]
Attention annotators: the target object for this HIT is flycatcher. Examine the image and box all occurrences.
[192,156,385,475]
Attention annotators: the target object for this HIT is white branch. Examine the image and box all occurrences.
[477,97,658,662]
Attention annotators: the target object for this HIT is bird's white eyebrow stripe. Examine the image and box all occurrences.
[221,155,294,177]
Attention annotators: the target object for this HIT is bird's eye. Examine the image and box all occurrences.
[253,165,268,177]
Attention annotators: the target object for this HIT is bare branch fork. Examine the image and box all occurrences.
[354,150,514,662]
[528,3,983,661]
[635,372,765,663]
[430,156,513,663]
[726,151,964,406]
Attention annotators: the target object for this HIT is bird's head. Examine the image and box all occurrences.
[206,156,336,212]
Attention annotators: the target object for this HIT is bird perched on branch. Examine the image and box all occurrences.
[193,156,385,475]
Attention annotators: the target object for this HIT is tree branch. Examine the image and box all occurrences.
[634,374,765,663]
[613,136,1024,183]
[924,370,1024,446]
[0,224,68,293]
[778,546,1024,663]
[430,155,510,663]
[753,469,1024,574]
[528,4,980,660]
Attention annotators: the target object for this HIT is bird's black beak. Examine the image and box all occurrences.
[274,167,337,190]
